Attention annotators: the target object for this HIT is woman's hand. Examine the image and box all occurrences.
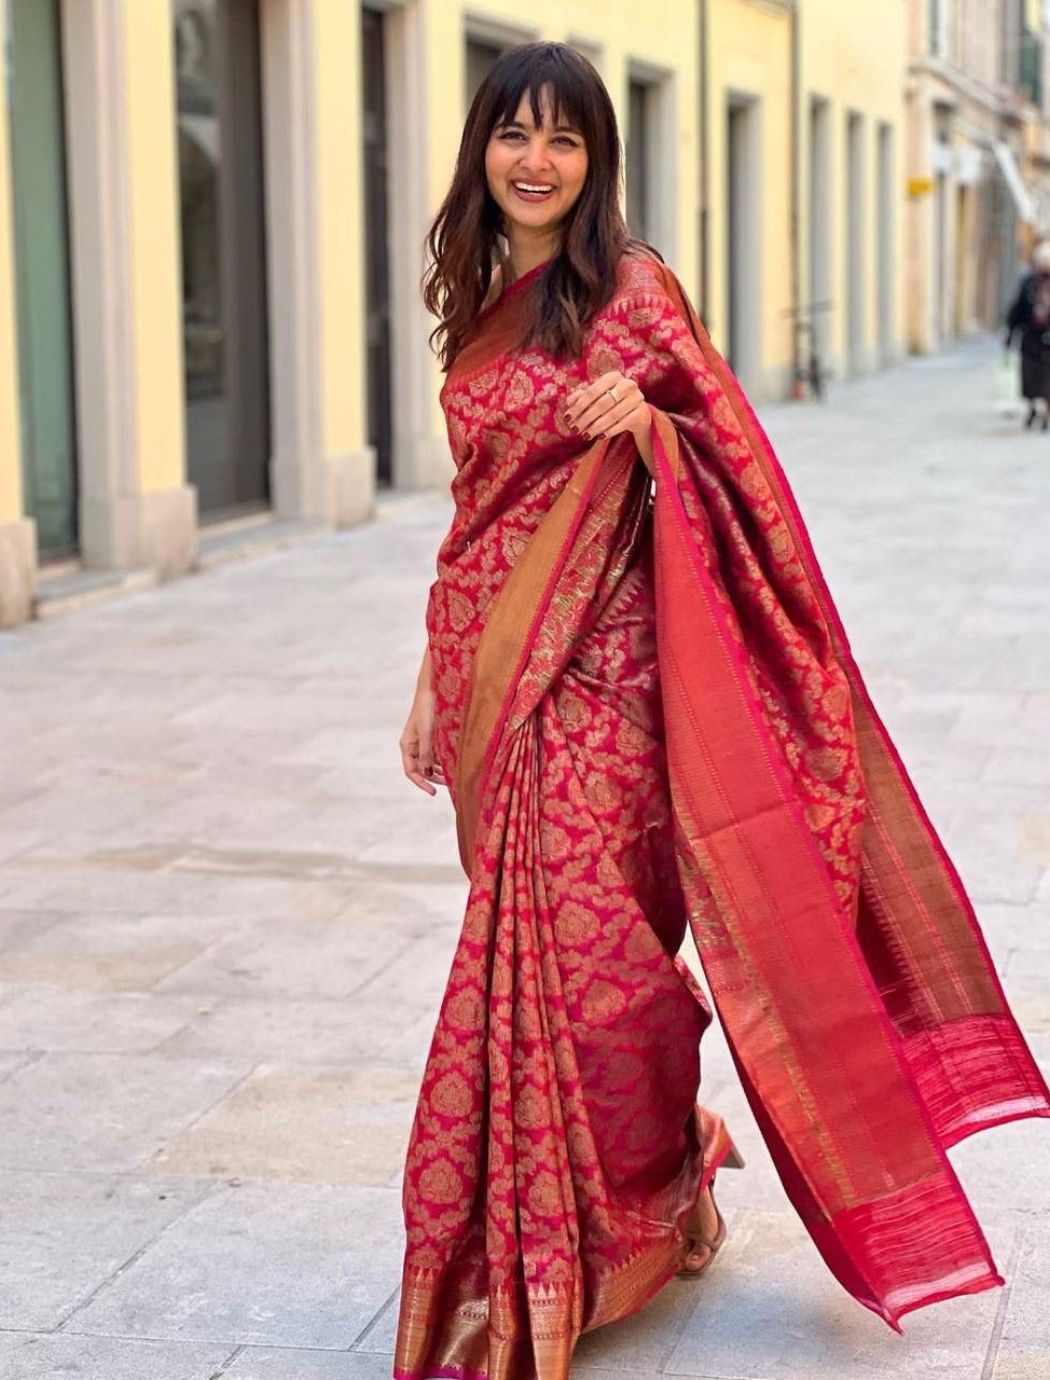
[400,650,447,795]
[564,370,653,468]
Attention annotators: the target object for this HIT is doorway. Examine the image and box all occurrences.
[726,96,760,385]
[809,97,832,364]
[8,0,78,559]
[845,112,865,373]
[174,0,271,518]
[626,78,655,241]
[362,8,393,486]
[877,122,895,362]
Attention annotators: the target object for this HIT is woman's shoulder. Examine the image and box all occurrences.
[613,244,681,304]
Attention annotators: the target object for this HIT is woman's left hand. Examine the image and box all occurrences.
[564,370,650,446]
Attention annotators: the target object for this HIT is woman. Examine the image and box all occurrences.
[395,42,1050,1380]
[1005,239,1050,429]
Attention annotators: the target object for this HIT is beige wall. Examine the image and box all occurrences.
[123,2,187,497]
[706,0,794,393]
[801,0,909,372]
[904,0,1025,351]
[0,0,997,628]
[313,2,368,466]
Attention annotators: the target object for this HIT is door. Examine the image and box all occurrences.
[362,8,392,486]
[175,0,271,518]
[626,79,652,240]
[8,0,78,559]
[726,98,760,384]
[809,97,832,363]
[845,112,865,372]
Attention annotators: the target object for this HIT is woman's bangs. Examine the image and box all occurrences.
[491,60,591,141]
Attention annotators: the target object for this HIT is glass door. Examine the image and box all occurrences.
[175,0,271,518]
[7,0,78,558]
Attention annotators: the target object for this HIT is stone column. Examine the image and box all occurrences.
[384,0,459,490]
[0,1,35,626]
[61,0,197,578]
[262,0,375,525]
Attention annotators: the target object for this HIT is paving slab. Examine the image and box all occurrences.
[0,908,62,953]
[664,1209,1016,1380]
[155,992,436,1069]
[224,1349,399,1379]
[0,1331,232,1380]
[149,1062,420,1186]
[1001,949,1050,1032]
[0,1052,249,1172]
[71,1182,404,1350]
[0,908,232,992]
[990,1221,1050,1380]
[0,1169,210,1330]
[0,984,199,1052]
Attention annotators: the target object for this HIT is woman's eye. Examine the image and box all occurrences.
[496,130,578,147]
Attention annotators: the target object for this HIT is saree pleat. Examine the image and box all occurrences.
[394,250,1050,1378]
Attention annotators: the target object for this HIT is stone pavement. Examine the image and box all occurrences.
[0,338,1048,1380]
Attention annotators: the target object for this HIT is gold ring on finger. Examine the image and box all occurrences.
[608,384,620,403]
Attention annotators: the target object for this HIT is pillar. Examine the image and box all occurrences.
[61,0,197,579]
[263,0,375,525]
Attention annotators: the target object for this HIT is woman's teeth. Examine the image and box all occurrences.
[512,182,556,200]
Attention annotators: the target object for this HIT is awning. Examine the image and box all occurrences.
[992,140,1036,224]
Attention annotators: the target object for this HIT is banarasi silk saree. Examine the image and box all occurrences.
[392,250,1050,1380]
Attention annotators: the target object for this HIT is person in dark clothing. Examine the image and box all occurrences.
[1005,240,1050,430]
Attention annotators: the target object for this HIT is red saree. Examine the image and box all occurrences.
[393,251,1050,1380]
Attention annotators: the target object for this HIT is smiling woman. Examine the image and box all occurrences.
[393,36,1050,1380]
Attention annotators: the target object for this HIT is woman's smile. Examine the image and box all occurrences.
[510,179,557,202]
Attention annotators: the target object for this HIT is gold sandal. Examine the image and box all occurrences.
[677,1177,729,1277]
[677,1112,745,1279]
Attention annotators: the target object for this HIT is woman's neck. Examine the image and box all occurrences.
[504,230,561,284]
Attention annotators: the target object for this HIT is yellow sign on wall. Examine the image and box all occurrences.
[908,176,935,197]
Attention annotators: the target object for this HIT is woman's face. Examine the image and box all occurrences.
[484,87,589,241]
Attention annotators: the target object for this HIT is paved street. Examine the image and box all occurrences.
[0,338,1047,1380]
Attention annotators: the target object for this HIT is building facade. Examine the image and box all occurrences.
[905,0,1050,353]
[702,0,909,400]
[0,0,711,627]
[0,0,1007,630]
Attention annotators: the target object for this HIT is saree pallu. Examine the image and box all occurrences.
[393,252,1050,1380]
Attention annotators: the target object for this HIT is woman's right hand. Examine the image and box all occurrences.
[399,650,446,795]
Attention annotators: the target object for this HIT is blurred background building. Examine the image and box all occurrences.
[1,0,1048,629]
[905,0,1050,352]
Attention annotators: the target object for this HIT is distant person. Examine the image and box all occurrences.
[1005,239,1050,429]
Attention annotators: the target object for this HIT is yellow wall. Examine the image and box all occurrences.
[0,0,920,607]
[706,0,794,385]
[124,2,186,495]
[801,0,908,367]
[315,4,368,459]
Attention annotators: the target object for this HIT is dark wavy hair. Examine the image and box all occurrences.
[423,41,655,370]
